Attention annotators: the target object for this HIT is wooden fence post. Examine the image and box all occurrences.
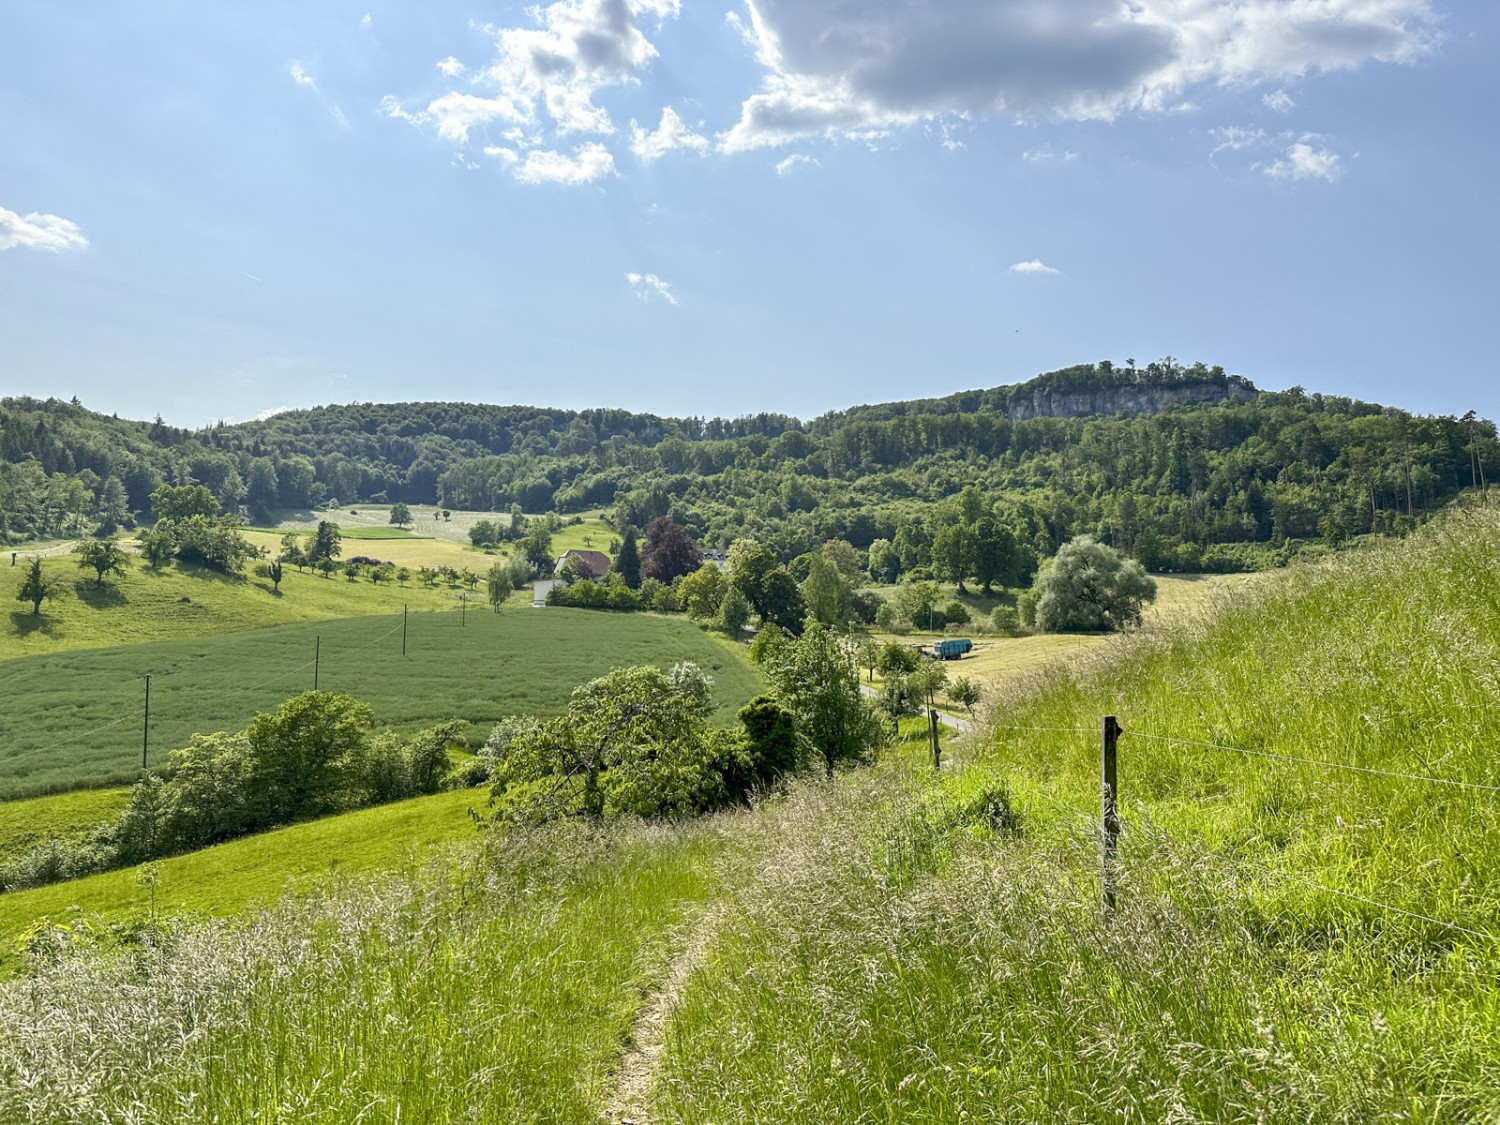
[1102,714,1121,910]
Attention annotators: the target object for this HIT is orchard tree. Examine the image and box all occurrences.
[308,521,343,567]
[76,539,128,588]
[1034,536,1158,633]
[389,503,412,529]
[949,676,982,718]
[279,532,306,571]
[16,558,59,615]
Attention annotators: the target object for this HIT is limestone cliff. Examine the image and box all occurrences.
[1005,379,1257,421]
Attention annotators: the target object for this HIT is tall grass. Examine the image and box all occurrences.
[655,510,1500,1121]
[0,819,725,1124]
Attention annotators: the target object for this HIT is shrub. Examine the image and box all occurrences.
[991,604,1020,634]
[943,600,972,626]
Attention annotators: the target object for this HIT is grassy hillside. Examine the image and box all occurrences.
[0,787,130,858]
[1,552,463,659]
[0,607,763,799]
[0,816,726,1123]
[0,787,487,964]
[657,508,1500,1120]
[6,513,1498,1120]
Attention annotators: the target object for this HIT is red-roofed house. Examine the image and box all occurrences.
[555,549,612,579]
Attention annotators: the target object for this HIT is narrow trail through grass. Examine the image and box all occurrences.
[603,903,727,1125]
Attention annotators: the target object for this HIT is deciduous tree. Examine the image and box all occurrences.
[75,539,128,588]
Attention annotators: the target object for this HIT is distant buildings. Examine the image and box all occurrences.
[554,549,612,579]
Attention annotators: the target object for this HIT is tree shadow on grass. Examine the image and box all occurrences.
[73,579,129,608]
[8,610,59,638]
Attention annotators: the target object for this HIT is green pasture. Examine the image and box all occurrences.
[0,787,130,858]
[1,552,463,660]
[0,788,489,966]
[0,608,763,799]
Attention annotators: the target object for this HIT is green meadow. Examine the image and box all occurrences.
[0,607,763,799]
[1,552,462,659]
[0,787,488,965]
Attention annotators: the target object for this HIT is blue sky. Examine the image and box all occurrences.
[2,0,1496,428]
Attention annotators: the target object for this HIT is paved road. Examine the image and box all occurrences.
[859,683,971,733]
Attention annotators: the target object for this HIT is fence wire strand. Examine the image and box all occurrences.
[1127,730,1500,794]
[1243,859,1499,945]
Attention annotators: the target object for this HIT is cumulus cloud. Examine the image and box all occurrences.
[383,92,526,143]
[0,206,89,253]
[1010,259,1060,275]
[630,107,709,161]
[1263,88,1296,113]
[1265,139,1344,181]
[775,153,817,175]
[387,0,680,154]
[289,62,318,91]
[719,0,1437,151]
[627,271,679,304]
[500,143,617,185]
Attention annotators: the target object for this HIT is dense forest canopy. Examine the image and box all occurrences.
[3,362,1495,574]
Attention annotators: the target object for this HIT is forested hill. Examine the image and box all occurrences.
[3,361,1496,573]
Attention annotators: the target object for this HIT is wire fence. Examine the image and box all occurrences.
[986,718,1499,945]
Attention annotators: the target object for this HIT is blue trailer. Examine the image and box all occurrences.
[931,638,973,660]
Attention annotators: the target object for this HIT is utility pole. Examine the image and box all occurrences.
[314,635,320,690]
[142,675,151,770]
[402,603,408,656]
[1101,715,1121,911]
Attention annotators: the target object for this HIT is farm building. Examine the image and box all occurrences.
[554,549,612,579]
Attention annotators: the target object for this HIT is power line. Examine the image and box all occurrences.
[1128,730,1500,795]
[0,612,414,777]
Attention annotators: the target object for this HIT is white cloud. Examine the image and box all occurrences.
[0,206,89,253]
[1265,139,1344,181]
[719,0,1437,151]
[512,143,616,185]
[775,153,817,175]
[1209,124,1268,161]
[289,62,318,91]
[389,0,680,153]
[1009,259,1060,275]
[626,271,679,305]
[1022,144,1078,163]
[360,13,372,30]
[1263,88,1296,113]
[630,107,709,161]
[384,91,527,142]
